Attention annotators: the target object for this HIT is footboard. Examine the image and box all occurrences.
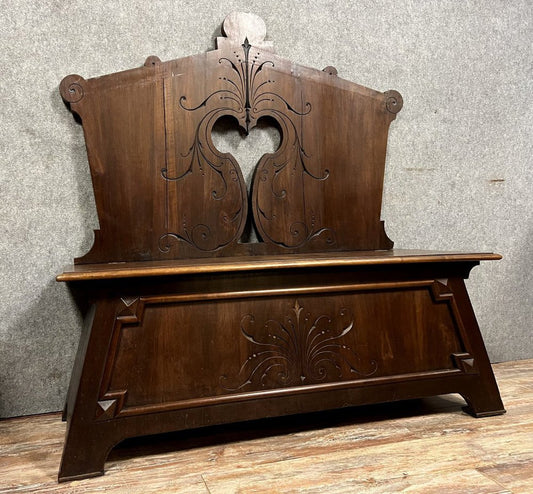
[57,253,504,481]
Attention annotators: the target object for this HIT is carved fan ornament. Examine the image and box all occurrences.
[220,299,378,391]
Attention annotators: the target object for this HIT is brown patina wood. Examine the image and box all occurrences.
[57,12,504,482]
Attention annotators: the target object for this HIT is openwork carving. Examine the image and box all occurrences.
[158,102,246,253]
[220,300,377,391]
[252,100,336,247]
[158,55,249,252]
[160,36,335,252]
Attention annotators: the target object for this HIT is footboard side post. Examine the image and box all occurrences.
[449,278,505,417]
[59,297,119,482]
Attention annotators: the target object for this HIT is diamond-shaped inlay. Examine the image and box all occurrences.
[117,297,140,322]
[463,358,475,370]
[121,296,138,308]
[431,279,453,301]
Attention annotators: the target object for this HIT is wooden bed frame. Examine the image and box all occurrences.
[57,12,505,482]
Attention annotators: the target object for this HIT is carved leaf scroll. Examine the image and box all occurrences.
[220,300,377,391]
[160,28,335,253]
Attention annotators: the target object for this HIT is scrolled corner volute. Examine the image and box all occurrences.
[59,74,87,104]
[384,89,403,115]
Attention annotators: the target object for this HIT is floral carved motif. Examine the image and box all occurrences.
[220,300,377,391]
[159,37,335,253]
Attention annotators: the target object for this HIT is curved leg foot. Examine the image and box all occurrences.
[58,423,118,482]
[461,385,506,418]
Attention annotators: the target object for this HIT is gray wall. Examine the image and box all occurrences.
[0,0,531,418]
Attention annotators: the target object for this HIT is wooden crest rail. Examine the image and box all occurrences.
[57,12,504,481]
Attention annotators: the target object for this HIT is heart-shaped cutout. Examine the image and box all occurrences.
[211,116,281,188]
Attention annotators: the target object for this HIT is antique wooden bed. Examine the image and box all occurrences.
[57,12,505,481]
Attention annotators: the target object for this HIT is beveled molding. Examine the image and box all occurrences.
[95,279,477,420]
[57,251,501,282]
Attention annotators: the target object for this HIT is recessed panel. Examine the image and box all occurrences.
[106,286,464,412]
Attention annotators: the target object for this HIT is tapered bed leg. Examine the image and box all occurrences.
[461,376,506,417]
[59,300,120,481]
[58,422,116,482]
[447,278,506,418]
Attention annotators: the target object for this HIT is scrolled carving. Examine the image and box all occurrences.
[384,90,403,114]
[161,36,329,253]
[252,116,335,248]
[59,74,86,104]
[159,70,247,252]
[159,223,236,253]
[220,300,377,391]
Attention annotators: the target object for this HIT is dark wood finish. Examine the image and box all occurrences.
[60,16,398,263]
[2,361,530,492]
[56,12,504,482]
[57,250,502,281]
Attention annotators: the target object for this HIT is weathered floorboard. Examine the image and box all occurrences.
[0,359,531,493]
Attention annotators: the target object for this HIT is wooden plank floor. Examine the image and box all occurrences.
[1,360,532,493]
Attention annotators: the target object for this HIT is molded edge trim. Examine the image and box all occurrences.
[57,250,501,282]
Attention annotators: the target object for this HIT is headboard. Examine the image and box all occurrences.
[60,12,402,263]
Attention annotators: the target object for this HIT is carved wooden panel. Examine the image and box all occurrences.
[97,281,469,419]
[60,13,401,263]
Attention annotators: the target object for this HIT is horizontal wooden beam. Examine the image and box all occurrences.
[57,249,501,281]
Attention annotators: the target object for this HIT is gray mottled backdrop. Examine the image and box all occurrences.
[0,0,531,418]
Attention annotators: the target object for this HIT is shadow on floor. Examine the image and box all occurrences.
[109,394,466,462]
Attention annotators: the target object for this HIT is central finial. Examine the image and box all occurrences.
[217,12,274,51]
